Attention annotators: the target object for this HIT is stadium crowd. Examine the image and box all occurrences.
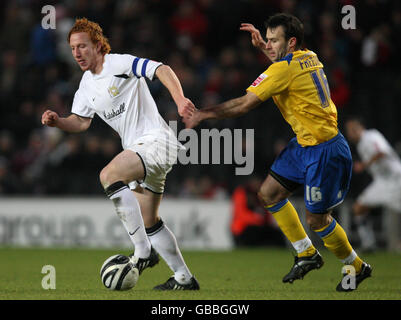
[0,0,400,199]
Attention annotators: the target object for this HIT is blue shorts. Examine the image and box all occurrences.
[270,133,352,213]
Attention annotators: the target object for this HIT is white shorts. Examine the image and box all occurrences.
[357,178,401,212]
[127,137,181,194]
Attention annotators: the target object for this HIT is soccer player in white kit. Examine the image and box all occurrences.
[41,18,200,290]
[345,117,401,251]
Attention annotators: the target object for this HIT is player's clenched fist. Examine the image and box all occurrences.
[41,110,59,127]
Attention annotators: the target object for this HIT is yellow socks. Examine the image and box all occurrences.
[314,219,363,273]
[267,199,363,273]
[266,199,317,257]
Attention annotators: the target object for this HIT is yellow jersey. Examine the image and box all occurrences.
[247,49,338,147]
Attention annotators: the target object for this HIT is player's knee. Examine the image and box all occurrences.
[99,167,108,187]
[257,188,285,207]
[99,166,119,189]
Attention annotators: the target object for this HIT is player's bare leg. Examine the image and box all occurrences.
[258,174,322,283]
[133,186,199,290]
[306,209,372,291]
[100,150,155,272]
[258,174,292,205]
[100,149,145,187]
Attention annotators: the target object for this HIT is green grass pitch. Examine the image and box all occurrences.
[0,247,400,300]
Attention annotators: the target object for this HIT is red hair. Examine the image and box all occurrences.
[68,18,111,55]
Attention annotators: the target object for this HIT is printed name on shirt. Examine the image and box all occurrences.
[251,73,267,87]
[103,102,126,120]
[296,53,321,70]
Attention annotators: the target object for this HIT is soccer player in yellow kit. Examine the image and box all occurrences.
[184,13,372,291]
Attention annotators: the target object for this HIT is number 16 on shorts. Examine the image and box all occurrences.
[305,185,322,203]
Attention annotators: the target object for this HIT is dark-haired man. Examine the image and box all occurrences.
[185,13,371,291]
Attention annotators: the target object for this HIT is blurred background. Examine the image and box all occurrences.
[0,0,400,251]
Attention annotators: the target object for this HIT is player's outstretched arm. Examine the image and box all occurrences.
[183,91,261,129]
[240,23,269,57]
[41,110,92,133]
[155,64,195,118]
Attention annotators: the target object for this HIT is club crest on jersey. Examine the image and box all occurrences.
[108,85,119,97]
[251,73,267,87]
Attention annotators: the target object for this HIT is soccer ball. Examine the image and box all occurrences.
[100,254,139,291]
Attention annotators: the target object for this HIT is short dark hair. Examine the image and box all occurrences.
[265,13,304,49]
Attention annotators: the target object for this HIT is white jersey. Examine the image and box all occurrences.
[71,53,182,150]
[357,129,401,181]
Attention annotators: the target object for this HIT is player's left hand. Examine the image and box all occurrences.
[177,97,195,118]
[240,23,267,50]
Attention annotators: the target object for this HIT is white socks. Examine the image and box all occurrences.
[106,182,193,284]
[147,219,193,284]
[106,182,151,259]
[291,236,313,255]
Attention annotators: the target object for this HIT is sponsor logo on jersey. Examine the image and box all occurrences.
[103,103,126,120]
[251,73,267,87]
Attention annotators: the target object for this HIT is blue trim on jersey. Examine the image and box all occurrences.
[132,57,140,77]
[311,71,328,107]
[141,59,149,77]
[279,53,293,65]
[267,199,289,213]
[316,219,337,238]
